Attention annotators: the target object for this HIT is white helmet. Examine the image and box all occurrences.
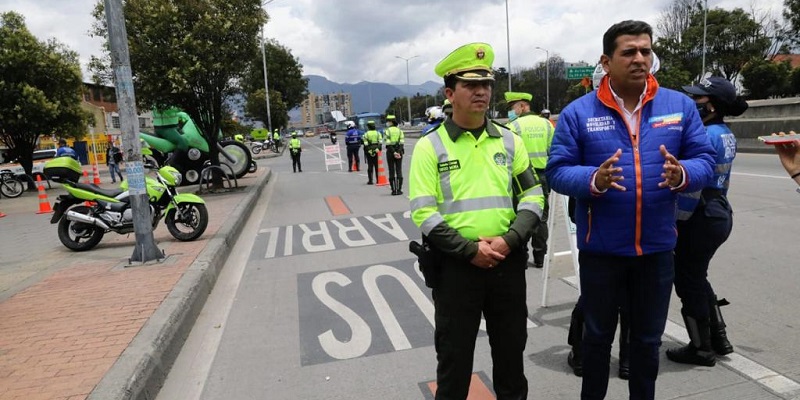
[425,106,444,121]
[345,121,356,129]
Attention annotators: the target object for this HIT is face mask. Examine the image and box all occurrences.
[508,110,518,121]
[695,101,710,120]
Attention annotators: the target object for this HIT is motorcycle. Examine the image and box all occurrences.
[44,157,208,251]
[330,132,337,145]
[140,111,252,185]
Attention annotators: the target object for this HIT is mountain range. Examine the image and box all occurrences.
[294,75,442,119]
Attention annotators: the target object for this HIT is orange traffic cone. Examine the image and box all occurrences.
[375,150,389,186]
[351,157,358,172]
[82,170,94,207]
[92,163,101,184]
[35,175,53,214]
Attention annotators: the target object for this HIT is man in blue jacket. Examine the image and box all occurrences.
[344,121,361,172]
[545,20,715,400]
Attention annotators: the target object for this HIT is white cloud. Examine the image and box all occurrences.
[1,0,786,85]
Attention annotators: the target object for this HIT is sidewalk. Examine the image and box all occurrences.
[0,164,271,400]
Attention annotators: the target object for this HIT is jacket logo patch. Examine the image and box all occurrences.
[586,116,615,132]
[438,160,461,173]
[493,152,507,166]
[649,112,683,128]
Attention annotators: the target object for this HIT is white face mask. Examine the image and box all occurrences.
[508,110,518,121]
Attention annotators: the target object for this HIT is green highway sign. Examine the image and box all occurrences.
[567,66,595,80]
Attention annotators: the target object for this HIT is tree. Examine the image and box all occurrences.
[741,58,792,99]
[784,0,800,47]
[0,11,86,183]
[242,39,307,129]
[90,0,265,166]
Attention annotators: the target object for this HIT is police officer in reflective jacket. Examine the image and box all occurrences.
[666,77,748,366]
[409,42,545,400]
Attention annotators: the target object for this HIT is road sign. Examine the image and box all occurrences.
[567,66,595,80]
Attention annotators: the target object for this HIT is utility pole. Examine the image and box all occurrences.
[396,55,419,124]
[505,0,512,92]
[104,0,163,263]
[701,0,708,81]
[535,46,550,110]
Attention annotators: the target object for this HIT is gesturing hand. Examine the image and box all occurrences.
[774,140,800,178]
[594,149,625,191]
[658,145,684,188]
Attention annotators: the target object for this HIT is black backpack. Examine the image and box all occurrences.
[112,148,123,163]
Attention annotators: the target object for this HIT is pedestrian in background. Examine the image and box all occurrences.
[666,77,749,366]
[384,115,405,195]
[409,42,545,400]
[106,140,124,183]
[545,20,715,400]
[505,91,554,269]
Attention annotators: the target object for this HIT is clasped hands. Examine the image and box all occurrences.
[470,237,509,269]
[594,145,683,191]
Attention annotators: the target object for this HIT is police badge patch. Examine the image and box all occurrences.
[493,152,507,166]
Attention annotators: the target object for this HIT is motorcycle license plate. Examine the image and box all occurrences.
[50,202,63,224]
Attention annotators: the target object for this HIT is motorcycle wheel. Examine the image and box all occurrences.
[165,203,209,241]
[251,144,262,154]
[218,140,253,179]
[1,176,24,198]
[248,160,257,173]
[57,206,105,251]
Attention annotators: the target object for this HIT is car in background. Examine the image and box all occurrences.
[0,149,57,177]
[304,131,315,137]
[320,132,329,139]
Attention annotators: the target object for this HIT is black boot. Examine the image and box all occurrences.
[666,311,716,366]
[397,177,403,195]
[567,304,584,377]
[390,179,397,195]
[618,310,630,380]
[709,296,733,355]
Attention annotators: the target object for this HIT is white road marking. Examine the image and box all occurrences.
[731,172,787,179]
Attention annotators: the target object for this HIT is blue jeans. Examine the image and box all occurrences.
[108,163,123,182]
[578,250,674,400]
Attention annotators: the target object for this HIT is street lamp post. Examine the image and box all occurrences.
[505,0,512,92]
[535,46,550,111]
[261,0,276,133]
[701,0,708,80]
[396,55,419,124]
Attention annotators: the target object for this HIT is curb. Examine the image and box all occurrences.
[87,168,272,400]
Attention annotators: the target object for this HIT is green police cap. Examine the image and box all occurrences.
[367,120,376,128]
[435,42,495,82]
[504,92,532,104]
[386,115,397,120]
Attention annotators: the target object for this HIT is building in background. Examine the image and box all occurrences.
[295,92,353,129]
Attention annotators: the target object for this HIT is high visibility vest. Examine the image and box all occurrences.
[409,123,544,240]
[385,126,404,146]
[363,130,381,155]
[289,138,301,149]
[509,114,554,169]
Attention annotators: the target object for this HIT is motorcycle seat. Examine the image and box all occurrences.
[73,182,125,198]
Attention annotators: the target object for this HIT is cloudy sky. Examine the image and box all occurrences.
[1,0,786,85]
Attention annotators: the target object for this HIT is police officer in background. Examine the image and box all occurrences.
[442,99,453,119]
[288,131,302,173]
[384,115,405,195]
[344,121,361,172]
[56,139,78,160]
[505,91,554,269]
[363,120,382,184]
[273,129,282,151]
[666,77,748,366]
[409,42,545,400]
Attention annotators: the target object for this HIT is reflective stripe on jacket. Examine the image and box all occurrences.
[510,113,554,169]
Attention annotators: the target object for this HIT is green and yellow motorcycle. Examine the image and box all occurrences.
[44,157,208,251]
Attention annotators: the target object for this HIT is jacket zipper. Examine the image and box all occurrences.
[585,204,592,243]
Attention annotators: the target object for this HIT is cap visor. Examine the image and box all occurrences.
[682,85,710,96]
[453,69,494,82]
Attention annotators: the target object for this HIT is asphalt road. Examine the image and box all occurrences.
[157,137,800,400]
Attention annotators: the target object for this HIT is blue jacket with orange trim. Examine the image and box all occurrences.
[545,75,715,257]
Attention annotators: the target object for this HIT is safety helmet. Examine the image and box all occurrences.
[541,109,551,117]
[426,106,444,121]
[291,131,297,137]
[345,121,356,129]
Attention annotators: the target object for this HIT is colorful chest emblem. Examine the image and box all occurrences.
[493,152,507,166]
[649,112,684,128]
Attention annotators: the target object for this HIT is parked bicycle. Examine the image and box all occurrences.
[0,170,25,198]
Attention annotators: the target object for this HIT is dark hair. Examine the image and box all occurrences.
[603,20,653,56]
[444,75,458,90]
[58,139,67,146]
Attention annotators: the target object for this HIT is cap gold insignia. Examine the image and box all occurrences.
[476,48,485,60]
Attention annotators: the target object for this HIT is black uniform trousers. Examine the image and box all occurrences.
[433,249,528,400]
[386,145,403,182]
[365,152,378,183]
[346,144,360,171]
[674,193,733,319]
[530,169,550,263]
[290,150,302,172]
